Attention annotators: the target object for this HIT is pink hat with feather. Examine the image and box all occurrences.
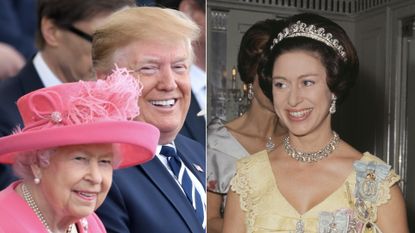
[0,66,159,168]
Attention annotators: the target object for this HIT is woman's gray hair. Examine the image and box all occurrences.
[12,148,55,180]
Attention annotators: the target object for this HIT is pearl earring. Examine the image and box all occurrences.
[34,177,40,184]
[329,94,337,114]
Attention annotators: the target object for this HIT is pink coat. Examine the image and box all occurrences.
[0,181,107,233]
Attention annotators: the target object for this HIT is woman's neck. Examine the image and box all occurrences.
[225,99,286,153]
[19,182,76,233]
[240,99,285,138]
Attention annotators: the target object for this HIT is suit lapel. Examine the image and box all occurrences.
[177,149,205,187]
[19,61,45,94]
[174,135,206,187]
[140,159,202,233]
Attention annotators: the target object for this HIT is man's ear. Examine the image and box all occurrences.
[40,17,61,47]
[179,0,193,18]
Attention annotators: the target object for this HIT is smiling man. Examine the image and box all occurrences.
[93,7,206,233]
[110,41,191,144]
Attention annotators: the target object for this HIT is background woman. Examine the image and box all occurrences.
[207,19,286,233]
[0,68,159,233]
[223,13,408,232]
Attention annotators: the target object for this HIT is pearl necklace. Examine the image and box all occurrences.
[21,183,74,233]
[283,131,340,163]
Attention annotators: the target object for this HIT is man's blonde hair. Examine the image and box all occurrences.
[92,7,200,74]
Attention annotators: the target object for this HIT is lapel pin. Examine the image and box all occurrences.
[193,164,204,172]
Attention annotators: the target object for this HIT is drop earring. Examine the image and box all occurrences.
[266,137,276,152]
[329,94,337,114]
[247,83,254,100]
[34,177,40,184]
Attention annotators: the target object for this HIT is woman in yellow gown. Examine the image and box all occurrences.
[223,13,409,233]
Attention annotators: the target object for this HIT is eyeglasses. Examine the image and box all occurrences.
[63,25,93,43]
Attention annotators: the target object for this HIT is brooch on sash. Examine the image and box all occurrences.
[353,161,390,221]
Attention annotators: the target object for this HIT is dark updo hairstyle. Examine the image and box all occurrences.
[237,18,286,85]
[259,13,359,104]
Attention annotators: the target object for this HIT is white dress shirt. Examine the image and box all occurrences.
[189,65,206,118]
[33,52,62,87]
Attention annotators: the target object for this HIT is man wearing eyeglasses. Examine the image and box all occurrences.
[0,0,135,190]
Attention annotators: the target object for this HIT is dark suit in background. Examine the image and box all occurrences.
[0,61,43,190]
[0,62,43,136]
[180,92,206,146]
[0,0,37,60]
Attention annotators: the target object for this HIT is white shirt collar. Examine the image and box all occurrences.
[189,65,206,116]
[33,52,62,87]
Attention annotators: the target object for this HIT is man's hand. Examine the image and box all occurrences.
[0,42,25,80]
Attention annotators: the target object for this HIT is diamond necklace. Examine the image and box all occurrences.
[283,131,340,163]
[21,183,74,233]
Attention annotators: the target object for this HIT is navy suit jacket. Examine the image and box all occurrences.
[179,91,206,146]
[0,60,44,190]
[96,134,206,233]
[0,0,37,60]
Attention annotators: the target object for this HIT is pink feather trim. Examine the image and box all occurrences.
[67,65,142,124]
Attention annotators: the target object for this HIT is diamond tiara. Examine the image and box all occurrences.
[270,20,347,61]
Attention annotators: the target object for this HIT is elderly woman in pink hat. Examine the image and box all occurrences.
[0,67,159,233]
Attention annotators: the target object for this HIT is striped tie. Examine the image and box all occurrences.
[160,144,205,228]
